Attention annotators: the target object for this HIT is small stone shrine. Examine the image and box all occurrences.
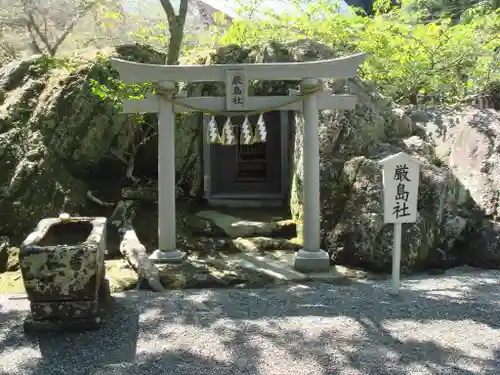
[19,216,110,333]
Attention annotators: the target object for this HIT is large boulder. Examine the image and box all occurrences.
[0,44,203,241]
[323,147,476,272]
[411,106,500,268]
[459,219,500,269]
[285,42,481,272]
[292,102,479,272]
[412,107,500,219]
[0,56,87,240]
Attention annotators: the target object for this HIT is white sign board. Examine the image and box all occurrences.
[225,70,248,111]
[380,152,420,224]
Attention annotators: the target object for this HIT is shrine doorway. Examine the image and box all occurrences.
[203,110,291,203]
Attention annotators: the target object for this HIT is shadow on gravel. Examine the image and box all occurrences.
[134,273,500,375]
[0,295,140,375]
[1,271,500,375]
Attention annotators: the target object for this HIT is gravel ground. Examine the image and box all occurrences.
[1,268,500,375]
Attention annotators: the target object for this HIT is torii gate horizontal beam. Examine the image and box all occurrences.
[110,53,367,83]
[121,94,358,114]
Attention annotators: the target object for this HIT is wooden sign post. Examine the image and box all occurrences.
[380,152,420,295]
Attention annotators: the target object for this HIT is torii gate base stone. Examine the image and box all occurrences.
[111,53,366,272]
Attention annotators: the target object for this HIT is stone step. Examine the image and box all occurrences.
[218,252,351,283]
[195,210,296,239]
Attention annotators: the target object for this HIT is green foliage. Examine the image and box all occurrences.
[32,55,81,71]
[88,0,498,107]
[213,0,500,105]
[89,53,155,108]
[357,12,495,102]
[130,24,170,47]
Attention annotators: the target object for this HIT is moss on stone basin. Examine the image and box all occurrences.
[0,260,139,294]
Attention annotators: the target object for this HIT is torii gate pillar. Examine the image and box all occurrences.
[295,77,330,271]
[149,81,184,263]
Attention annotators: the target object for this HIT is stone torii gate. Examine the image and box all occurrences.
[110,53,366,272]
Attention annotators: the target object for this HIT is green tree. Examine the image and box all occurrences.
[216,0,499,104]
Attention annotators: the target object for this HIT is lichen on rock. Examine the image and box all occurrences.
[0,236,20,272]
[0,58,87,240]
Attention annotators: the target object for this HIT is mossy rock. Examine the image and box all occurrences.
[0,270,24,293]
[154,256,277,289]
[106,255,280,291]
[272,220,298,238]
[0,237,19,272]
[177,235,237,254]
[105,259,138,293]
[0,246,20,272]
[180,214,227,237]
[0,43,201,239]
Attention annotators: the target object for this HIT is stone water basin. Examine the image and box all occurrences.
[19,217,106,322]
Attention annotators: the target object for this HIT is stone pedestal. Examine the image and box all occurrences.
[23,279,113,334]
[293,248,331,272]
[149,248,184,263]
[19,217,109,333]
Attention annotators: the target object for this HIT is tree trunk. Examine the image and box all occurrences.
[167,28,184,65]
[159,0,188,65]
